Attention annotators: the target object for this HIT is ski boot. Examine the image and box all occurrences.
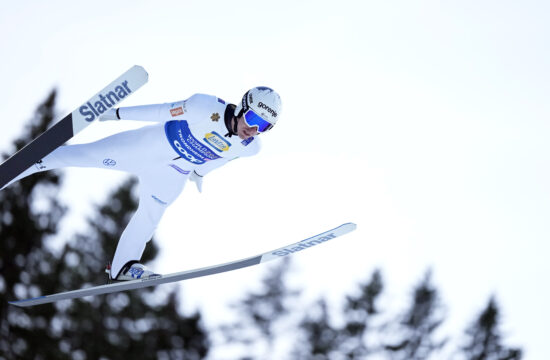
[105,261,161,283]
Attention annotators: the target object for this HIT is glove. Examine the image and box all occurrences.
[189,171,203,193]
[99,108,120,121]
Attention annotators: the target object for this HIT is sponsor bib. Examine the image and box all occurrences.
[164,121,221,164]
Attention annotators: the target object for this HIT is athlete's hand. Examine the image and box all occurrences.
[99,108,120,121]
[189,171,203,193]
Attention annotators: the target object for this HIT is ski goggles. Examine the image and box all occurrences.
[243,109,274,133]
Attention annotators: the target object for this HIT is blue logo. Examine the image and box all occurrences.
[217,98,226,104]
[128,267,144,279]
[103,159,116,166]
[164,121,221,164]
[79,80,133,122]
[272,233,336,257]
[241,137,255,146]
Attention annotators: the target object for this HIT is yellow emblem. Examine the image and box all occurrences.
[204,132,231,152]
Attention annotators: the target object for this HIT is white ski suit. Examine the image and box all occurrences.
[5,94,261,277]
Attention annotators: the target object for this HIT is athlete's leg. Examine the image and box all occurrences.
[1,124,170,190]
[110,163,192,278]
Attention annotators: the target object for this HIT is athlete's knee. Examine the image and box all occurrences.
[138,195,169,225]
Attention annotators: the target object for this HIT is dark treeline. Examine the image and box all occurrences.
[217,261,522,360]
[0,92,522,359]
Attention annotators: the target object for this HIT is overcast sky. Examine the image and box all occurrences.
[1,0,549,358]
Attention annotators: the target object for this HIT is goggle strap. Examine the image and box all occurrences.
[242,90,250,112]
[233,114,239,134]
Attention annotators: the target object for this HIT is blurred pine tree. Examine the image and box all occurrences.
[383,269,448,360]
[339,269,384,358]
[459,296,522,360]
[0,90,209,359]
[219,257,299,360]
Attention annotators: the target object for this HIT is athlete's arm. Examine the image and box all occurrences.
[99,94,206,123]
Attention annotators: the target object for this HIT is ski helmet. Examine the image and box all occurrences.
[234,86,282,133]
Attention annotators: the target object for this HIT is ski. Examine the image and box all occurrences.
[0,65,149,189]
[10,223,357,307]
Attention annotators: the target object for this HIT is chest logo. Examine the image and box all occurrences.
[204,131,231,152]
[211,113,220,122]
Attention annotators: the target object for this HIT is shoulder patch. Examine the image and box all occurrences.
[170,106,184,117]
[241,136,255,146]
[169,101,186,118]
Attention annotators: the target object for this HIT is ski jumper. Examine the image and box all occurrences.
[4,94,261,277]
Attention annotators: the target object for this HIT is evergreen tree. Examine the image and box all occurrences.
[0,90,67,359]
[384,270,448,360]
[339,269,384,359]
[292,269,384,360]
[0,91,210,359]
[459,296,522,360]
[292,298,339,360]
[220,257,299,360]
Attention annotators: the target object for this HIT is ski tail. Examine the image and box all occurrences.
[0,65,148,189]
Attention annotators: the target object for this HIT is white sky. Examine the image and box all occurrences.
[1,0,549,358]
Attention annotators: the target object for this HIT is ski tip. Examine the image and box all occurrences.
[340,222,357,231]
[131,65,149,80]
